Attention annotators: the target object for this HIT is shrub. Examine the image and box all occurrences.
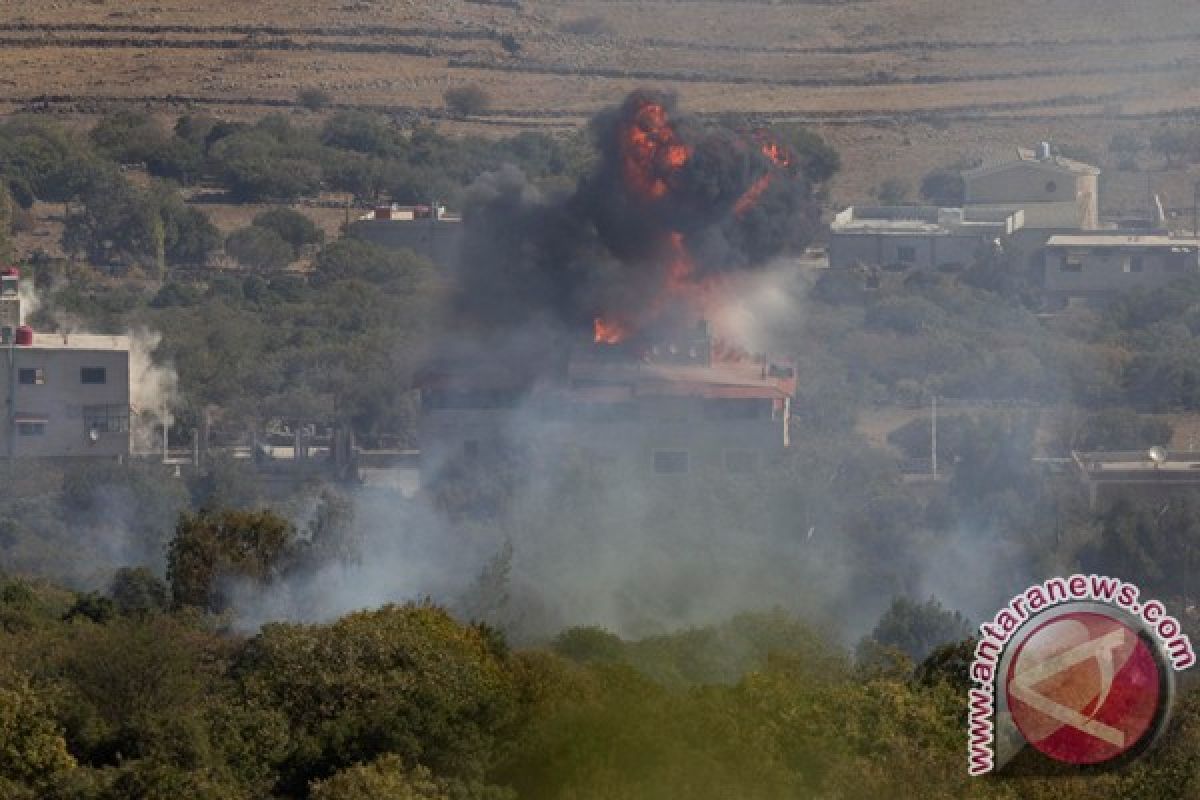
[251,207,324,250]
[225,227,294,271]
[443,86,491,119]
[298,87,334,112]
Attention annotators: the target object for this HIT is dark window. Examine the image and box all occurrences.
[897,246,917,263]
[17,422,45,436]
[18,368,44,385]
[653,450,689,475]
[1061,256,1083,273]
[1129,256,1144,273]
[81,367,107,385]
[1045,180,1058,193]
[83,404,129,434]
[725,450,759,474]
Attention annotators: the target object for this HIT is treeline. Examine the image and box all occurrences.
[806,263,1200,415]
[0,110,594,272]
[1,571,1199,799]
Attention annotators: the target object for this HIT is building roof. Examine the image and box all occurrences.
[22,332,131,351]
[568,358,796,400]
[964,147,1100,179]
[1045,234,1200,250]
[830,206,1019,236]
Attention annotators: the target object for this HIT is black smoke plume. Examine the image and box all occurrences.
[454,89,821,341]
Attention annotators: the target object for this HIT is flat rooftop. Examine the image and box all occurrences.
[569,357,796,400]
[1046,235,1200,250]
[22,332,131,351]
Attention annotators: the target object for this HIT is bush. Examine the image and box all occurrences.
[298,87,334,112]
[251,207,324,250]
[558,15,616,36]
[875,177,910,205]
[225,227,294,271]
[443,86,491,119]
[166,509,294,612]
[919,167,965,206]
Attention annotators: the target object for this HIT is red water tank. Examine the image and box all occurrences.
[14,325,33,346]
[374,205,392,220]
[1,267,18,278]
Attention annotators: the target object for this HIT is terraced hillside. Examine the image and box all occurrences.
[5,0,1200,209]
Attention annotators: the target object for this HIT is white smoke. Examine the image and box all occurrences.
[17,278,40,325]
[128,328,180,455]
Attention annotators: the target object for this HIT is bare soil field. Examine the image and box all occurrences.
[4,0,1200,210]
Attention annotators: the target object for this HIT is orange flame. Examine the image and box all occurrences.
[733,134,794,217]
[620,98,692,202]
[593,317,628,344]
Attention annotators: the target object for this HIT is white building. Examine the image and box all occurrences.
[1043,234,1200,307]
[829,206,1023,271]
[0,269,131,459]
[963,144,1100,231]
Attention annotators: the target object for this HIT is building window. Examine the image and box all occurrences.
[1126,255,1144,273]
[17,422,45,436]
[724,450,759,474]
[83,404,130,434]
[1061,255,1083,273]
[1045,180,1058,194]
[80,367,107,385]
[17,368,44,385]
[896,246,917,263]
[653,450,689,475]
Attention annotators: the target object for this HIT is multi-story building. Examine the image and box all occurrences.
[0,268,131,459]
[418,324,796,483]
[1043,234,1200,307]
[829,205,1023,271]
[348,204,463,268]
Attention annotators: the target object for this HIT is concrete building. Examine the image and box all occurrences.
[1070,449,1200,507]
[964,144,1100,231]
[0,269,131,459]
[829,206,1023,271]
[348,204,463,268]
[1043,233,1200,307]
[418,324,796,483]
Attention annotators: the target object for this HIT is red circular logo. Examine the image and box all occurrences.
[1005,611,1165,765]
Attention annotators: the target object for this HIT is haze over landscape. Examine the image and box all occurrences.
[1,1,1200,798]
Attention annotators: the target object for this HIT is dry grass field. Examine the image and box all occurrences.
[3,0,1200,211]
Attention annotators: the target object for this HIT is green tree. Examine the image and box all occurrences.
[0,676,76,790]
[919,167,965,206]
[298,87,334,112]
[251,207,324,251]
[857,595,972,663]
[444,86,491,119]
[109,567,170,616]
[310,758,447,800]
[235,604,516,797]
[225,227,294,270]
[875,177,910,205]
[166,509,294,612]
[315,239,431,286]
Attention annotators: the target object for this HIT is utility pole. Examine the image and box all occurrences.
[931,394,938,478]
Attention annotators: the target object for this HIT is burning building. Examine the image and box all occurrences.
[0,268,132,459]
[420,91,816,484]
[419,323,795,481]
